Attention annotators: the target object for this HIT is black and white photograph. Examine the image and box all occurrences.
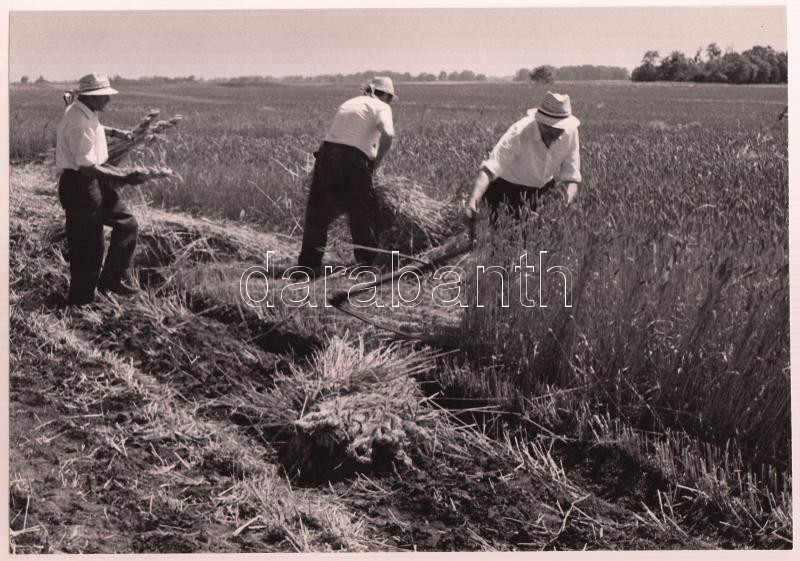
[4,0,794,554]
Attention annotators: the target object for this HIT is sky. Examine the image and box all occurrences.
[7,3,789,82]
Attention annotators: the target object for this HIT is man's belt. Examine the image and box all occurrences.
[59,168,96,188]
[495,176,557,191]
[319,141,370,161]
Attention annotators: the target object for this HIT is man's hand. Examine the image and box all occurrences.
[463,199,480,246]
[465,198,479,220]
[466,169,491,222]
[108,127,134,141]
[124,170,147,185]
[564,182,579,206]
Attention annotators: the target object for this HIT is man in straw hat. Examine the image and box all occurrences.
[56,72,147,305]
[296,76,397,278]
[465,91,581,222]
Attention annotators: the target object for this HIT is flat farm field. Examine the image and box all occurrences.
[8,80,791,552]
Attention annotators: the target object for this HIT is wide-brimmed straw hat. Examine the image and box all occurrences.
[369,76,397,99]
[76,73,119,96]
[528,91,579,130]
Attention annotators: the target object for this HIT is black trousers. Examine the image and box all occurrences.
[58,170,138,304]
[298,142,381,268]
[484,177,556,223]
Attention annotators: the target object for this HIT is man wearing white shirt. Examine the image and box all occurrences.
[56,73,145,305]
[466,91,581,222]
[297,77,396,275]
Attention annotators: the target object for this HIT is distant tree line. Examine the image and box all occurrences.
[277,70,488,84]
[210,70,494,86]
[215,76,283,87]
[514,65,630,82]
[631,44,787,84]
[111,75,199,85]
[557,65,630,80]
[17,64,644,87]
[13,71,494,87]
[14,75,200,86]
[17,75,47,84]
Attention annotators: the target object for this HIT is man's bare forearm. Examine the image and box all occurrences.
[467,169,492,211]
[373,135,394,171]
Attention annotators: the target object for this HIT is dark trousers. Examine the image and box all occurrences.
[298,142,381,268]
[484,177,556,223]
[58,170,138,304]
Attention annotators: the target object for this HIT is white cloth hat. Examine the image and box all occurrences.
[76,73,119,96]
[528,91,580,130]
[370,76,396,98]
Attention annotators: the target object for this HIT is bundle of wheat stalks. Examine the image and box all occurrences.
[217,337,483,484]
[105,109,183,181]
[280,386,420,483]
[372,174,464,255]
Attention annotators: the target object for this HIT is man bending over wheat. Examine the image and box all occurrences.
[296,77,397,278]
[466,91,582,223]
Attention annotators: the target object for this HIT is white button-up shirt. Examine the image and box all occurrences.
[55,101,109,171]
[481,112,581,188]
[324,95,394,160]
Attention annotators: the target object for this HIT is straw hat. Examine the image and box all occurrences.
[369,76,397,99]
[528,91,580,130]
[76,73,119,96]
